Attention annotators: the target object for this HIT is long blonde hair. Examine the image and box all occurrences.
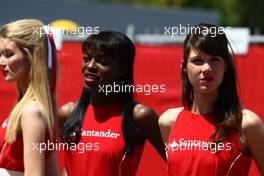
[0,19,56,143]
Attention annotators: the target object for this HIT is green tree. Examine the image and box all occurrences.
[82,0,264,33]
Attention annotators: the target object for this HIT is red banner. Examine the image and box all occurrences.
[1,42,263,176]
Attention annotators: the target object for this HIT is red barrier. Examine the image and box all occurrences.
[0,42,263,175]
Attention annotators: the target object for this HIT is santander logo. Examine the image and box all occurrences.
[1,119,8,129]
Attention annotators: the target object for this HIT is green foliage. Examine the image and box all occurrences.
[82,0,264,33]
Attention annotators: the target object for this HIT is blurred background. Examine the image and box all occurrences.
[1,0,264,175]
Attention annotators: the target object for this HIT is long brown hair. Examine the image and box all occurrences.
[181,23,242,143]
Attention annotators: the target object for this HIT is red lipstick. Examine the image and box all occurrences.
[200,77,213,83]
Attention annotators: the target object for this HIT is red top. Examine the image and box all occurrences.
[65,104,144,176]
[0,118,52,171]
[167,108,252,176]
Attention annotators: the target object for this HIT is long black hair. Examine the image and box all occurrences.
[61,31,145,154]
[181,23,242,143]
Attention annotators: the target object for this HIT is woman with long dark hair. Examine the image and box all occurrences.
[60,31,166,176]
[159,23,264,175]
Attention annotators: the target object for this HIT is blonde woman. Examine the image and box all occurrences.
[0,19,58,176]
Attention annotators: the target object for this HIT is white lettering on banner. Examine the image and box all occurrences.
[81,129,121,139]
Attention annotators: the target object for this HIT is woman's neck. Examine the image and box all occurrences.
[16,77,29,100]
[192,90,218,114]
[89,90,123,107]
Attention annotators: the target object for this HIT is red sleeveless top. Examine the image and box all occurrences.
[167,108,252,176]
[64,104,144,176]
[0,118,52,171]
